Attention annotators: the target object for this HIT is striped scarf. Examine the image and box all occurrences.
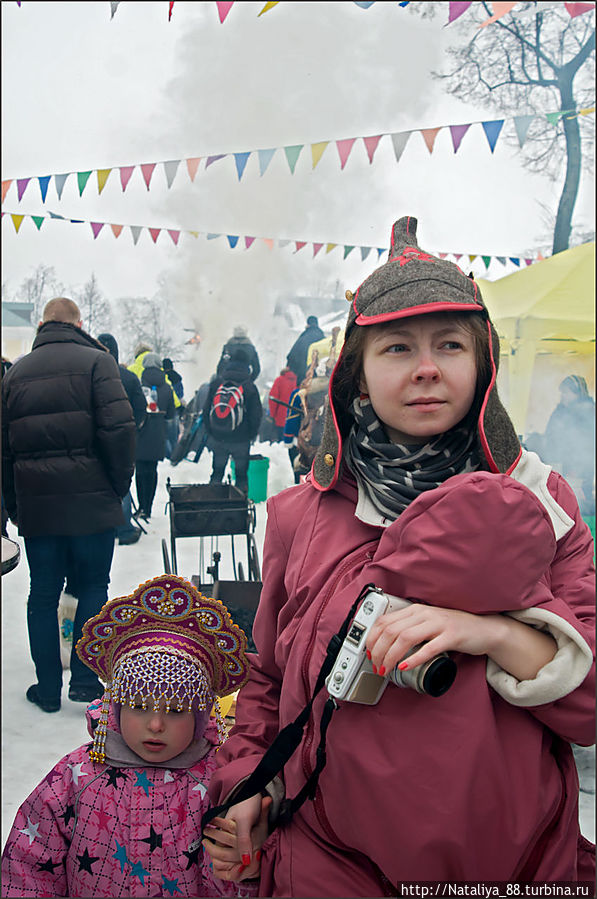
[346,394,480,521]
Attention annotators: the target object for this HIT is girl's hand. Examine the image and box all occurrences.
[366,604,556,682]
[203,794,272,882]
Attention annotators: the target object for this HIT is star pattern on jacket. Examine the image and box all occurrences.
[59,804,75,826]
[43,766,62,788]
[67,762,89,786]
[18,817,40,845]
[112,839,128,873]
[37,857,63,873]
[162,874,183,895]
[76,846,101,874]
[134,770,154,796]
[130,859,150,884]
[105,766,127,788]
[182,844,201,870]
[92,806,111,831]
[140,824,162,853]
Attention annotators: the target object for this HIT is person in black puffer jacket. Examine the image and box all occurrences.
[1,297,136,712]
[203,351,262,494]
[135,353,175,520]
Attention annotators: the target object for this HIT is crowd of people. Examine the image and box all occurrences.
[1,215,595,897]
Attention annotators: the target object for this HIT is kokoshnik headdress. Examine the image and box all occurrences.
[76,575,250,764]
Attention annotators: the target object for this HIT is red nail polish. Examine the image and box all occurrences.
[242,854,251,866]
[398,661,408,671]
[366,649,371,660]
[372,664,377,674]
[378,665,386,677]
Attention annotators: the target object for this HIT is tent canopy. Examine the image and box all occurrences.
[475,241,595,433]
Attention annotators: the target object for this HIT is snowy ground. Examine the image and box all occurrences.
[2,442,594,850]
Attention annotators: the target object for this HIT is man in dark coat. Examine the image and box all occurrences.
[285,315,325,385]
[203,351,262,494]
[2,298,136,712]
[217,326,261,382]
[98,332,146,544]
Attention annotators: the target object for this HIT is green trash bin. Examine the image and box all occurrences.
[231,454,269,503]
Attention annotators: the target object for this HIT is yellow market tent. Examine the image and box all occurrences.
[476,241,595,434]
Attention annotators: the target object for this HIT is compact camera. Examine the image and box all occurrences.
[325,588,457,704]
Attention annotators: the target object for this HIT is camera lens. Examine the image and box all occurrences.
[420,656,457,697]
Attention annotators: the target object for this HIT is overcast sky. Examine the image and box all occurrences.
[1,1,594,332]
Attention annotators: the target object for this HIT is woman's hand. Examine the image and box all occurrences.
[366,604,557,682]
[202,794,272,882]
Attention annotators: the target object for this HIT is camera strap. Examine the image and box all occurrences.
[201,583,374,834]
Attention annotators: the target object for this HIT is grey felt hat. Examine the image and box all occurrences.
[311,216,521,490]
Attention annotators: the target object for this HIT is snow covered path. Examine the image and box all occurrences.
[2,444,594,849]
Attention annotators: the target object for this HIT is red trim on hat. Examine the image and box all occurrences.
[477,320,499,473]
[355,302,484,326]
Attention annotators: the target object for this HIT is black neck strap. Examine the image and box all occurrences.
[201,583,374,834]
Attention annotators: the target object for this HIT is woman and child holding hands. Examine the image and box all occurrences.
[2,217,594,897]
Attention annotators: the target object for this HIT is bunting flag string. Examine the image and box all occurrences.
[1,208,542,269]
[3,107,592,202]
[96,1,594,24]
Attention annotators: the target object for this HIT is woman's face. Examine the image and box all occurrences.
[359,314,477,444]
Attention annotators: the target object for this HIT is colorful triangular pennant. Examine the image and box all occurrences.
[111,224,123,238]
[149,228,161,244]
[17,178,31,201]
[449,124,471,153]
[141,163,157,189]
[11,214,24,233]
[284,145,303,174]
[38,176,50,203]
[216,2,235,23]
[311,142,329,169]
[234,152,250,181]
[258,1,280,15]
[168,229,180,245]
[363,135,382,163]
[163,160,181,188]
[481,119,505,152]
[245,236,255,249]
[77,171,92,196]
[513,115,534,148]
[227,235,239,248]
[186,157,201,181]
[421,127,441,153]
[55,173,69,200]
[130,226,142,245]
[120,166,135,191]
[390,131,411,163]
[1,180,12,203]
[97,169,111,194]
[91,222,105,239]
[32,215,44,231]
[336,138,357,170]
[257,148,276,175]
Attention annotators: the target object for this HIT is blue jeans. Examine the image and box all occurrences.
[24,531,115,702]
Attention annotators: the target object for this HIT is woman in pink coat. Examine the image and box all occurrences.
[203,217,595,896]
[1,575,255,898]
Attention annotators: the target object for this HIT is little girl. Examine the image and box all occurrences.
[204,217,595,896]
[1,574,255,898]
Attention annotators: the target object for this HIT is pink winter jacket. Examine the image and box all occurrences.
[1,706,252,898]
[209,457,596,896]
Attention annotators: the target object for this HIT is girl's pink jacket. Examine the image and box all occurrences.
[209,461,596,896]
[1,709,249,898]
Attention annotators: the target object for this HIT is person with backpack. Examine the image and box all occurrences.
[217,327,261,383]
[203,351,262,494]
[135,353,175,520]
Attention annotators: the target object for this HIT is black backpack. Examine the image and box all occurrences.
[209,381,245,435]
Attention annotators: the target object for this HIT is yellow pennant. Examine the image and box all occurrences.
[326,243,337,254]
[468,254,477,264]
[97,169,112,194]
[311,142,329,169]
[258,1,279,15]
[188,230,199,238]
[11,214,24,233]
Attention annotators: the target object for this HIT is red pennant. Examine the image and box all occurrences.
[111,224,123,238]
[564,2,595,16]
[168,1,175,20]
[363,135,382,163]
[216,1,234,23]
[336,138,357,170]
[141,163,157,190]
[168,229,180,245]
[245,236,255,249]
[313,243,323,257]
[149,228,161,243]
[120,166,134,191]
[294,241,306,252]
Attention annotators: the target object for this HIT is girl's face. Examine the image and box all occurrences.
[120,697,196,763]
[359,314,477,444]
